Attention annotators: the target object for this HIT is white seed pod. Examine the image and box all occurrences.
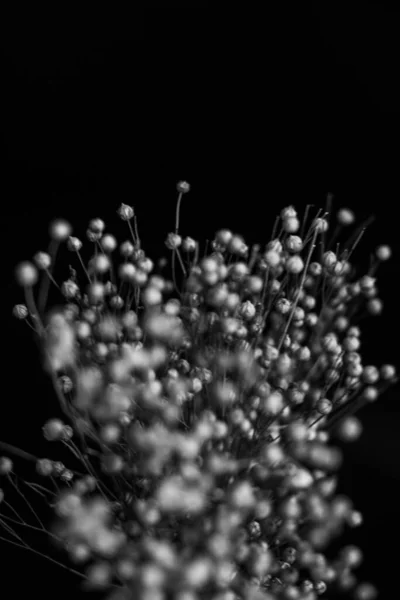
[283,216,300,233]
[262,443,285,466]
[224,292,240,311]
[109,294,124,310]
[207,283,228,308]
[120,311,138,332]
[276,353,292,375]
[118,262,136,281]
[285,235,303,253]
[36,458,54,476]
[101,453,124,474]
[89,254,111,274]
[87,230,101,242]
[375,244,391,261]
[61,279,80,299]
[67,236,83,252]
[117,203,134,221]
[0,457,13,475]
[308,261,322,277]
[100,423,121,444]
[359,275,375,291]
[367,298,383,315]
[336,416,362,442]
[59,375,73,393]
[228,235,247,255]
[313,217,329,233]
[337,208,355,225]
[100,234,117,253]
[215,229,233,246]
[317,398,333,415]
[132,269,148,287]
[289,467,314,490]
[286,255,304,274]
[177,180,191,194]
[297,346,311,362]
[262,390,284,415]
[281,206,297,220]
[322,251,337,269]
[33,251,51,270]
[228,480,256,510]
[239,300,256,320]
[42,418,65,441]
[119,240,135,257]
[87,282,105,304]
[138,257,154,274]
[142,286,163,306]
[182,236,197,252]
[362,365,379,384]
[201,256,219,274]
[165,233,182,250]
[322,332,338,353]
[343,336,360,352]
[15,261,38,287]
[264,249,281,267]
[75,321,92,340]
[362,385,378,402]
[276,297,291,315]
[380,364,396,380]
[247,275,263,293]
[293,306,305,321]
[13,304,29,319]
[49,218,72,241]
[88,218,105,234]
[69,542,91,564]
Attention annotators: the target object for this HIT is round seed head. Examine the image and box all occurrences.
[117,203,134,221]
[15,261,38,286]
[177,180,191,194]
[337,207,355,225]
[375,244,391,261]
[67,236,83,251]
[33,251,51,270]
[13,304,29,319]
[49,218,72,241]
[88,218,105,234]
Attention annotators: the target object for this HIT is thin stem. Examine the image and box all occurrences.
[0,533,87,580]
[76,250,92,283]
[0,519,30,546]
[171,251,178,294]
[341,215,376,262]
[7,474,45,530]
[38,239,60,314]
[0,440,38,463]
[127,220,137,246]
[24,319,38,333]
[0,512,62,543]
[66,440,117,501]
[24,286,45,337]
[300,204,313,239]
[271,214,280,240]
[176,248,187,277]
[4,500,25,523]
[175,192,183,234]
[23,482,56,500]
[133,215,141,247]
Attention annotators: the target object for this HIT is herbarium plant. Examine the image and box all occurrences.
[1,183,397,600]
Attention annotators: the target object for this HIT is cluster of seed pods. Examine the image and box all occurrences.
[4,183,397,600]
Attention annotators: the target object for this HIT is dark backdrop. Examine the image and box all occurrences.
[0,3,399,598]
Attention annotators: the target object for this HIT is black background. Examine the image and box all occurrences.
[1,2,399,598]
